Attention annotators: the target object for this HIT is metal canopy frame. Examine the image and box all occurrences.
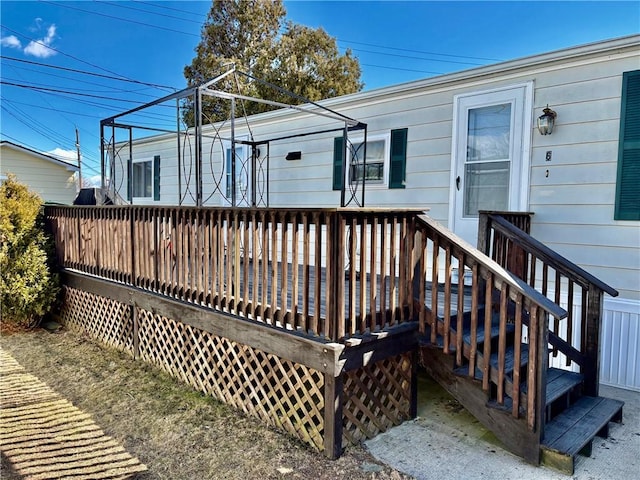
[100,66,368,207]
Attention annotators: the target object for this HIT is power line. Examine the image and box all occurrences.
[40,0,200,38]
[133,0,207,19]
[346,46,486,67]
[360,63,445,76]
[1,56,176,91]
[337,38,504,63]
[1,80,165,104]
[96,0,204,25]
[0,24,175,93]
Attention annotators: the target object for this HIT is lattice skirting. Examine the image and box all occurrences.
[343,352,412,445]
[59,285,414,454]
[61,286,134,355]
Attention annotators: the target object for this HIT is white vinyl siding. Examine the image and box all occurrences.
[0,146,77,204]
[118,39,639,374]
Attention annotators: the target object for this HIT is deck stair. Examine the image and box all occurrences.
[419,302,624,474]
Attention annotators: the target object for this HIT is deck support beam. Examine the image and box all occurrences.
[62,270,344,376]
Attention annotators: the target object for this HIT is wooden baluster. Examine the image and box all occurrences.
[370,216,378,331]
[468,264,479,376]
[251,211,259,320]
[359,217,367,333]
[389,218,397,326]
[291,212,299,330]
[348,216,357,335]
[313,212,321,336]
[271,211,278,324]
[482,272,493,392]
[430,237,439,345]
[527,305,539,430]
[497,283,508,405]
[456,252,465,366]
[566,281,574,366]
[418,230,427,335]
[443,245,452,354]
[243,211,250,315]
[380,217,388,329]
[302,212,310,334]
[280,211,289,326]
[553,271,562,357]
[398,216,407,320]
[225,210,233,309]
[512,293,523,418]
[261,210,269,322]
[335,214,346,341]
[325,213,334,339]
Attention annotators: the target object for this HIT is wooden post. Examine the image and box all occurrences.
[583,286,603,397]
[477,211,490,254]
[530,307,549,463]
[323,372,343,459]
[410,350,418,419]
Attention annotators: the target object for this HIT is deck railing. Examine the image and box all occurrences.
[44,206,424,341]
[478,212,619,396]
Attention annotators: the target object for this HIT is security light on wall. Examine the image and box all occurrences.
[537,105,557,135]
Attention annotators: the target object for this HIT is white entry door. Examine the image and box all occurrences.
[450,83,533,246]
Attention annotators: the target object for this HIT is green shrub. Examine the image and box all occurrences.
[0,175,60,328]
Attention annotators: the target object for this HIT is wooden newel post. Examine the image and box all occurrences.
[583,286,603,397]
[477,211,491,255]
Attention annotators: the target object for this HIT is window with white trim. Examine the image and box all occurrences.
[348,136,389,186]
[132,159,152,199]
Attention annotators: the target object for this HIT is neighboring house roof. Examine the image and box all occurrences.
[0,141,80,172]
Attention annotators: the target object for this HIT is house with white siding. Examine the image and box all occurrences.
[107,34,639,391]
[1,141,79,204]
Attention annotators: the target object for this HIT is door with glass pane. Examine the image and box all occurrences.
[451,84,532,246]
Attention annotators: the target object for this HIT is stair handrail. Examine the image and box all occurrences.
[416,214,567,320]
[483,214,618,296]
[415,214,566,435]
[479,212,619,397]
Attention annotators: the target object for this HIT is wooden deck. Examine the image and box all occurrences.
[43,206,621,468]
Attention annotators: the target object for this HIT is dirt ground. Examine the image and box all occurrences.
[0,327,412,480]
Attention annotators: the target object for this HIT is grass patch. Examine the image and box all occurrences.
[1,328,410,480]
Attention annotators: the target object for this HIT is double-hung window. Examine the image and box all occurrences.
[333,128,407,191]
[348,135,388,186]
[127,155,160,202]
[132,159,152,198]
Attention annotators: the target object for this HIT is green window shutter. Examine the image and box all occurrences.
[332,136,344,191]
[127,158,132,202]
[153,155,161,201]
[389,128,408,189]
[615,70,640,220]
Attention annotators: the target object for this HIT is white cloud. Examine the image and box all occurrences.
[24,23,57,58]
[48,148,77,164]
[87,175,102,187]
[1,35,22,49]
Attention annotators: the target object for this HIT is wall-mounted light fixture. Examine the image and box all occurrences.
[537,105,557,135]
[286,151,302,161]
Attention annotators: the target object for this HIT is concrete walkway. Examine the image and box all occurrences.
[0,348,147,480]
[366,372,640,479]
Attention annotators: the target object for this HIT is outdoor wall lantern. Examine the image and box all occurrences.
[537,105,557,135]
[286,151,302,161]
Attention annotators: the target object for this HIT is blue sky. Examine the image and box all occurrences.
[1,1,638,184]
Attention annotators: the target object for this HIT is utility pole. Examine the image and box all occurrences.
[75,127,82,192]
